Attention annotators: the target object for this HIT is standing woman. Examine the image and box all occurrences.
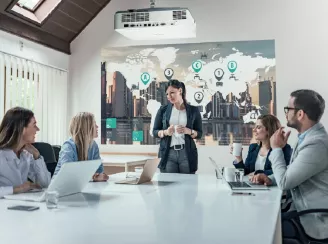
[0,107,51,198]
[153,80,203,174]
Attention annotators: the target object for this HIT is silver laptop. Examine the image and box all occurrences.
[4,160,102,202]
[209,157,269,190]
[115,158,160,185]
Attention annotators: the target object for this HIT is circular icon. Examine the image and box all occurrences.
[192,60,203,73]
[140,72,150,85]
[194,91,204,104]
[214,68,224,81]
[164,68,174,80]
[227,61,237,73]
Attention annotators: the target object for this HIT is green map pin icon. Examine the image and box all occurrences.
[141,72,150,85]
[192,61,203,73]
[227,61,237,73]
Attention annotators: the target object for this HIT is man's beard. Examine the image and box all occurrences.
[287,120,300,131]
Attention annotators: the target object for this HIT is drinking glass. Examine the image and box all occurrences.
[46,191,59,209]
[235,169,244,182]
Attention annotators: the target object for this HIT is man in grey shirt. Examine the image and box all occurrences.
[252,89,328,240]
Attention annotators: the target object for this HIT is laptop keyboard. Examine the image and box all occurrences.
[228,182,251,188]
[126,178,139,183]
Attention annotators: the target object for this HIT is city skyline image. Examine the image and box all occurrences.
[100,40,276,146]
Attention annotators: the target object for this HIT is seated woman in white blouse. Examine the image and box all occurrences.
[0,107,51,198]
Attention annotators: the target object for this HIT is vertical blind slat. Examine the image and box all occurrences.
[17,59,23,107]
[22,59,28,108]
[11,57,17,107]
[0,53,5,119]
[5,55,12,111]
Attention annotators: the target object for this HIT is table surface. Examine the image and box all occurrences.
[101,155,156,164]
[0,172,282,244]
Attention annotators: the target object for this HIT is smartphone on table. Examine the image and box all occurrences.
[7,205,40,211]
[231,192,255,196]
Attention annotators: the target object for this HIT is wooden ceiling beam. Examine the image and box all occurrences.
[0,0,112,54]
[0,13,70,54]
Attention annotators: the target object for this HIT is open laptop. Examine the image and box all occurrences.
[4,160,101,202]
[115,158,160,185]
[209,157,269,190]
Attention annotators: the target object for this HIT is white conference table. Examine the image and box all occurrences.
[0,172,282,244]
[101,155,156,172]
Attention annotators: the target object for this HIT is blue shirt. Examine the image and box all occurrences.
[54,138,104,175]
[298,129,309,145]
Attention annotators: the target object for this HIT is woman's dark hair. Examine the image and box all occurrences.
[166,79,187,105]
[0,107,34,149]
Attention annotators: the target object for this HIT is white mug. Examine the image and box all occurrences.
[232,143,242,156]
[174,125,182,137]
[223,167,236,182]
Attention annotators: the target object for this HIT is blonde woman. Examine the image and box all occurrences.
[54,112,108,182]
[0,107,51,198]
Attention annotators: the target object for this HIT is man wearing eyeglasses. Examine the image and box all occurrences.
[251,89,328,240]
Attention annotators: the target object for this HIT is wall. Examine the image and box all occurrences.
[0,30,69,71]
[69,0,328,173]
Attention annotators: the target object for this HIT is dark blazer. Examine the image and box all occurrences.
[233,143,292,175]
[152,103,203,173]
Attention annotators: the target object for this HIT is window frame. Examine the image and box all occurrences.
[16,0,45,13]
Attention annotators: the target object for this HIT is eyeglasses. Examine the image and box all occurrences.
[284,106,300,114]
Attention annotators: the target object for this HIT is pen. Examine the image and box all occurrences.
[231,192,255,196]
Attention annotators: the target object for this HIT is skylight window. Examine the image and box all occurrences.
[17,0,45,11]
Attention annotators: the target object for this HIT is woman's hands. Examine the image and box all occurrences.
[92,173,109,182]
[165,125,175,136]
[23,144,40,160]
[160,125,197,138]
[229,144,243,163]
[175,125,192,135]
[13,181,41,194]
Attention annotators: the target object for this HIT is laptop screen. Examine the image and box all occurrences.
[209,157,225,181]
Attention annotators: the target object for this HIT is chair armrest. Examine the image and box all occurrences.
[296,209,328,217]
[288,209,328,244]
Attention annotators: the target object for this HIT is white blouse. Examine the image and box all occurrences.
[169,106,187,147]
[254,154,267,171]
[0,149,51,198]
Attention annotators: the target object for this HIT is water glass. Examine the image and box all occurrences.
[46,191,59,209]
[235,169,244,182]
[215,167,224,179]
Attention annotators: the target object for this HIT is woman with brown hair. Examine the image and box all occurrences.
[230,114,292,175]
[0,107,51,198]
[55,112,108,182]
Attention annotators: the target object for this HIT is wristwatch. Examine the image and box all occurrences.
[35,154,42,160]
[191,129,194,135]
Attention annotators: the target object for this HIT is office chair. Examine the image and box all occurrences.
[281,191,293,213]
[52,145,61,162]
[283,209,328,244]
[32,142,57,177]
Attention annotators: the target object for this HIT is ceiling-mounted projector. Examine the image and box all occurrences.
[114,1,196,40]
